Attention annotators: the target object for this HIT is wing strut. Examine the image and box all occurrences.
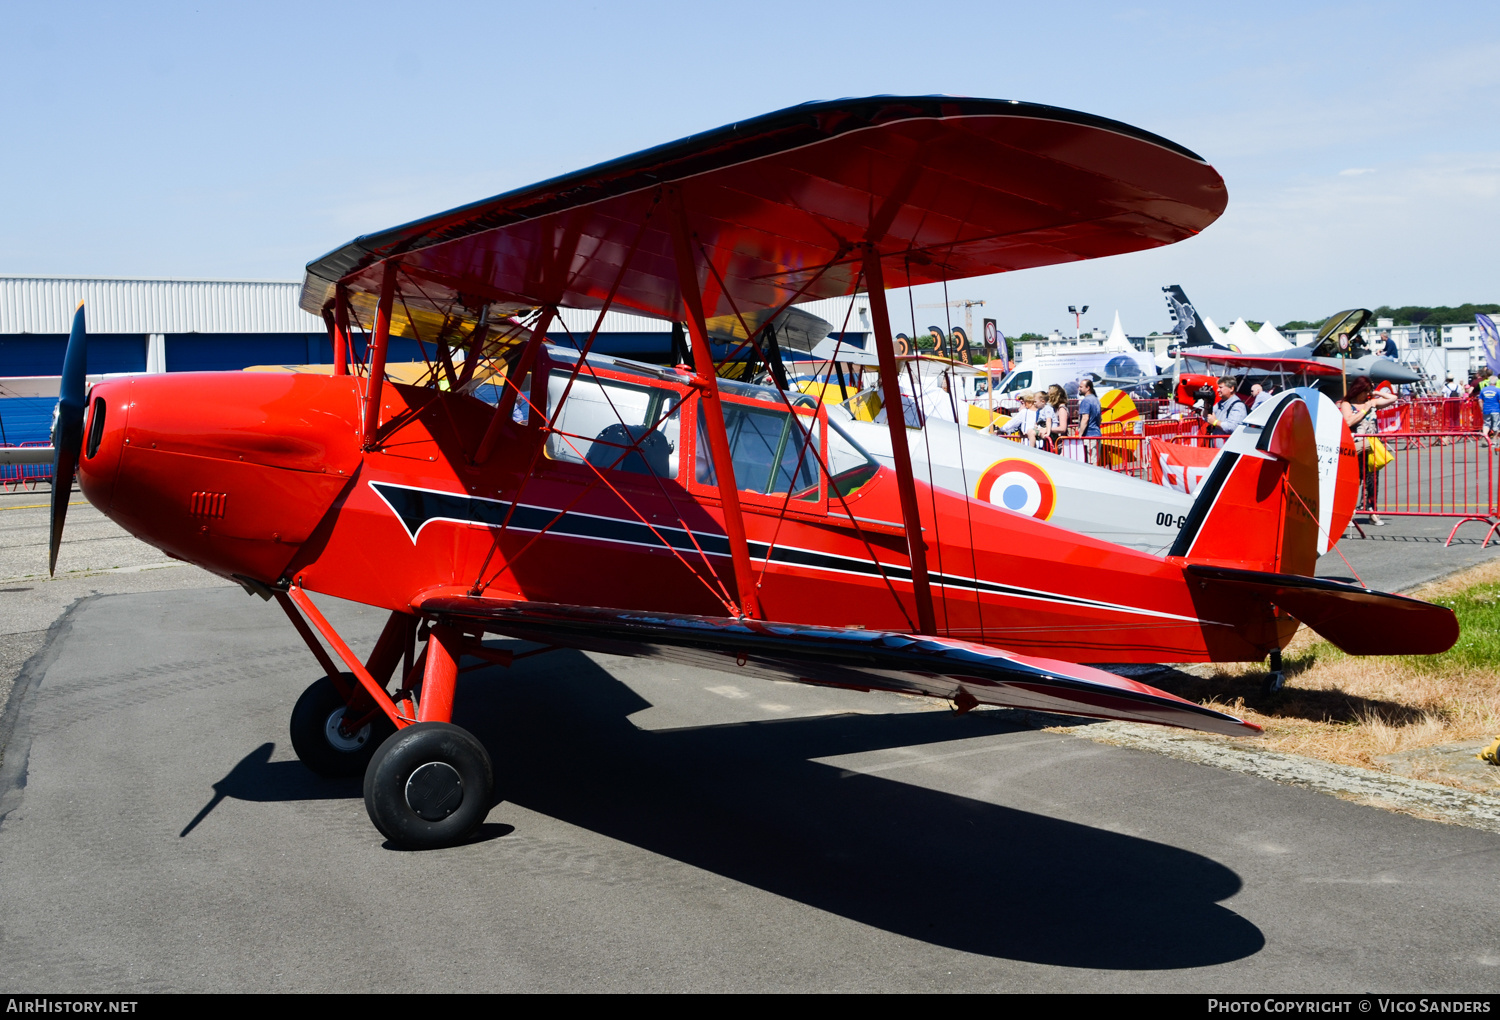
[669,186,760,619]
[476,305,556,464]
[361,260,399,449]
[332,283,352,376]
[862,245,936,634]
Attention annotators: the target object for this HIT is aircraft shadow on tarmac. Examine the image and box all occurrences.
[187,649,1265,970]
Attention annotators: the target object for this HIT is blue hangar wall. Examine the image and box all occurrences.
[0,331,437,444]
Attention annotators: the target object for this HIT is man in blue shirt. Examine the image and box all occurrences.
[1076,377,1103,462]
[1207,377,1247,436]
[1480,371,1500,438]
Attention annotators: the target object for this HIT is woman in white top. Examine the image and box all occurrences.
[995,392,1043,445]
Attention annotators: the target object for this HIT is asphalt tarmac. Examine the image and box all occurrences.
[1,488,1498,992]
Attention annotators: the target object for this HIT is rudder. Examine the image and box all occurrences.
[1168,393,1321,575]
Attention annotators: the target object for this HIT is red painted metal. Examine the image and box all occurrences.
[862,246,935,635]
[305,98,1227,342]
[366,610,413,687]
[1381,398,1482,434]
[455,307,488,390]
[285,584,406,728]
[273,590,344,687]
[1362,431,1500,545]
[77,351,1310,664]
[332,284,351,377]
[0,442,55,491]
[670,187,758,619]
[418,623,460,723]
[361,262,398,447]
[479,306,553,463]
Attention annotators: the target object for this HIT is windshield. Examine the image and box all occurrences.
[697,401,820,501]
[825,418,880,497]
[999,370,1032,394]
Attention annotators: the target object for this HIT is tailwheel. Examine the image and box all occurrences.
[1262,648,1286,697]
[290,674,395,778]
[363,722,494,850]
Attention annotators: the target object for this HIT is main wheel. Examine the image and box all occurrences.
[363,722,494,850]
[290,674,395,778]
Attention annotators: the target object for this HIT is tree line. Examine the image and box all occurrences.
[1279,303,1500,332]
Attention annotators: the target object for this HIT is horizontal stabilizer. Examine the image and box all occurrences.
[1186,565,1458,656]
[418,594,1260,736]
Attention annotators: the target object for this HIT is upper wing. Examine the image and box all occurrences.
[417,594,1259,737]
[303,97,1226,335]
[1179,350,1345,377]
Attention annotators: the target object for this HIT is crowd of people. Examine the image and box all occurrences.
[991,379,1103,456]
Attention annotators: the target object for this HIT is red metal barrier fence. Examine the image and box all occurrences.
[1369,432,1499,545]
[1,443,55,492]
[1378,397,1481,433]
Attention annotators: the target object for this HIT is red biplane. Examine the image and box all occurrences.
[49,98,1456,849]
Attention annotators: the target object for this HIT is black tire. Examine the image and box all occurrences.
[289,674,395,778]
[363,722,494,849]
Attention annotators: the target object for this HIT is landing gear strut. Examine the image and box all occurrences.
[1263,648,1285,696]
[280,596,498,848]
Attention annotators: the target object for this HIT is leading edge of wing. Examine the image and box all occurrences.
[417,594,1259,737]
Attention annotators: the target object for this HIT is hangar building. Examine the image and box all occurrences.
[0,276,868,445]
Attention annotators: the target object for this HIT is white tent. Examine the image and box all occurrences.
[1223,317,1262,352]
[1200,313,1227,342]
[1105,311,1131,351]
[1255,321,1291,350]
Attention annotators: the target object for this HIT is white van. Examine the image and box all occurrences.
[994,348,1157,401]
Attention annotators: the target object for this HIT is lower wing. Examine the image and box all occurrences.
[416,595,1260,737]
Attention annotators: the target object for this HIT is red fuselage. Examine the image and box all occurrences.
[77,354,1288,664]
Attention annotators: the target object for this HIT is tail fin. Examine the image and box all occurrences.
[1168,393,1320,575]
[1162,285,1221,348]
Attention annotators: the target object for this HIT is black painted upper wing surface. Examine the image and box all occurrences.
[303,96,1226,336]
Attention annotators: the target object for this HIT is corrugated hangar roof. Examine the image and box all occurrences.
[0,275,866,340]
[0,277,325,334]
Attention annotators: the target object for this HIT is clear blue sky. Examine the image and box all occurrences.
[2,1,1496,336]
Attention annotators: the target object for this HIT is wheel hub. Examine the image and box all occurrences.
[405,761,464,821]
[324,707,371,752]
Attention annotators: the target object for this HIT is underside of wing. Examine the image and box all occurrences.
[417,594,1260,737]
[303,96,1227,343]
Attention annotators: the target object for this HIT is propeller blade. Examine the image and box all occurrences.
[48,302,87,576]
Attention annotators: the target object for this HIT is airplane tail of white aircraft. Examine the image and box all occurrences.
[1162,285,1221,349]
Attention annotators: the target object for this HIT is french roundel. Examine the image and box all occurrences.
[975,458,1057,521]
